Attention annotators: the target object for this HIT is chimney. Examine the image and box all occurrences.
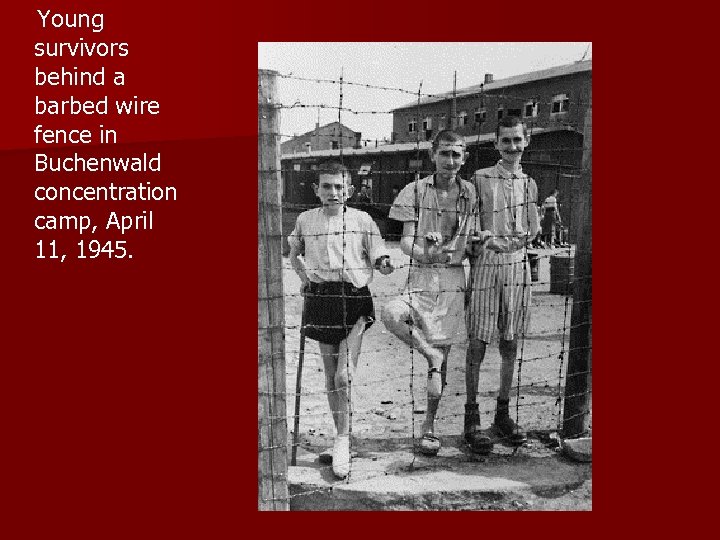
[484,73,493,84]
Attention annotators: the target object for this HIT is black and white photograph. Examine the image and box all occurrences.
[258,42,592,511]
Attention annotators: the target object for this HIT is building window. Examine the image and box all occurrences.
[423,116,433,139]
[474,108,486,125]
[551,93,570,114]
[331,141,339,150]
[497,106,504,120]
[305,142,312,152]
[457,111,468,127]
[408,119,417,133]
[438,114,446,131]
[293,163,301,171]
[524,101,538,118]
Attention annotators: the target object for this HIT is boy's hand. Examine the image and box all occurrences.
[423,233,451,264]
[376,256,395,275]
[425,232,443,245]
[513,231,533,250]
[466,230,492,258]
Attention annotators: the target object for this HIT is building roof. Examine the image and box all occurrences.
[393,59,592,112]
[284,121,358,141]
[281,126,577,159]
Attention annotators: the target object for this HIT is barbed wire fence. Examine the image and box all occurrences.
[258,68,592,509]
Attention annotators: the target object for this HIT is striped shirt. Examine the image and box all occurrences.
[472,162,540,253]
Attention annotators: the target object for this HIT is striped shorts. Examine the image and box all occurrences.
[466,249,532,343]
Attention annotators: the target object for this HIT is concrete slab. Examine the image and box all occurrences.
[289,436,591,510]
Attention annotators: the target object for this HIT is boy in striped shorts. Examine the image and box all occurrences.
[464,117,540,453]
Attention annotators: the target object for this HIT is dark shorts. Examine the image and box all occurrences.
[304,281,375,345]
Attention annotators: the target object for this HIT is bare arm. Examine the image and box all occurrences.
[399,221,417,259]
[288,243,310,291]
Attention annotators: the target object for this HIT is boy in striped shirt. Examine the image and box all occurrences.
[465,117,540,453]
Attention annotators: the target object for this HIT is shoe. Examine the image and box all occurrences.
[418,432,441,456]
[493,412,527,446]
[463,404,493,454]
[332,435,350,478]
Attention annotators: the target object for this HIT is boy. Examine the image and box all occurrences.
[288,162,394,479]
[465,117,540,453]
[381,130,476,456]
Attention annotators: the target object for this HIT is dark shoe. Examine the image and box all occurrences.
[493,412,527,446]
[464,404,493,454]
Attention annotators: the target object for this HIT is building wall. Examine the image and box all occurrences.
[281,123,361,155]
[392,71,591,144]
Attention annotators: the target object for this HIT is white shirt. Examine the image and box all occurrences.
[288,207,389,288]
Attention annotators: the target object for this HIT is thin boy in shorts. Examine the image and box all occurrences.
[288,162,394,478]
[381,130,476,456]
[465,116,540,453]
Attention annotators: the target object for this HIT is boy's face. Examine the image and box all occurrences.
[314,172,353,208]
[495,124,529,165]
[431,141,466,179]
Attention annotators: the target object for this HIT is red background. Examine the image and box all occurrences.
[1,0,696,536]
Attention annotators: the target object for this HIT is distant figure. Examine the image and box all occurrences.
[356,185,372,204]
[541,189,562,247]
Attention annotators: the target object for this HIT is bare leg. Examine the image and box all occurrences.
[494,337,526,443]
[319,343,341,432]
[465,338,487,405]
[498,338,518,401]
[382,301,445,371]
[332,318,367,436]
[421,345,450,436]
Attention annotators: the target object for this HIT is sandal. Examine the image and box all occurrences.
[418,432,441,456]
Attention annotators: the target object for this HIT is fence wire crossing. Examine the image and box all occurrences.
[258,68,592,506]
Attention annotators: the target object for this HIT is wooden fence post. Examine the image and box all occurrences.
[562,91,592,439]
[258,69,289,510]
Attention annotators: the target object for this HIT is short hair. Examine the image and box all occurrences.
[495,116,529,139]
[316,161,350,184]
[431,130,465,153]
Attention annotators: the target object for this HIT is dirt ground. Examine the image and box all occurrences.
[281,242,591,509]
